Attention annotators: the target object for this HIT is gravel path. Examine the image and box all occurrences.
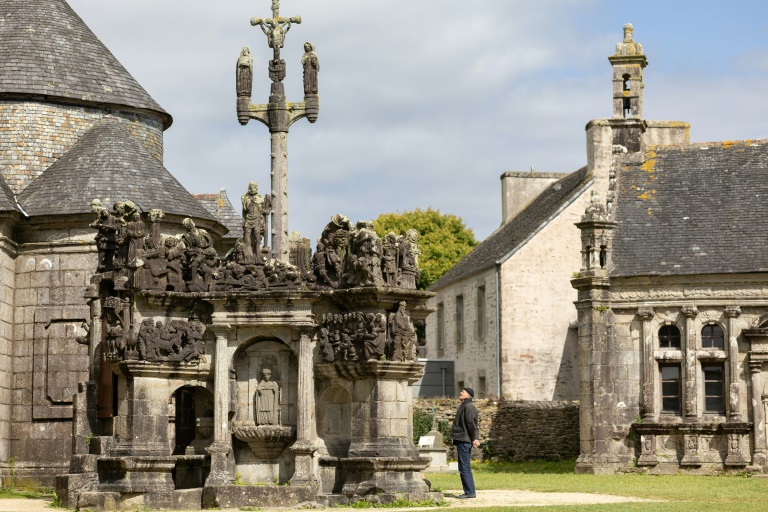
[0,490,657,511]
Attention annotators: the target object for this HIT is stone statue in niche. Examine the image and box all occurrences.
[389,301,416,362]
[236,47,253,98]
[241,182,271,263]
[302,42,319,95]
[256,369,280,425]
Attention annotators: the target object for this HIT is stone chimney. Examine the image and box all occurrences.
[500,171,565,225]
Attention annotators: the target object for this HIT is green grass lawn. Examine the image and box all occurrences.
[426,460,768,512]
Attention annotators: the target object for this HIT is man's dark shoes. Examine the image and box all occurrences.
[456,494,476,499]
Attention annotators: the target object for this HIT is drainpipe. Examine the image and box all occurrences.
[495,263,502,398]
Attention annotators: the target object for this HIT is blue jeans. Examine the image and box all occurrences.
[455,441,476,496]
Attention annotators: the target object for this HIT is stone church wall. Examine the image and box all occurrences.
[8,243,94,486]
[414,398,579,462]
[0,232,16,465]
[498,183,590,401]
[0,100,164,193]
[425,268,499,399]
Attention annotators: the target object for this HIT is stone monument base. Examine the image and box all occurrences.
[340,456,431,496]
[322,491,444,507]
[201,484,316,509]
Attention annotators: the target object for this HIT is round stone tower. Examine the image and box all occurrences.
[0,0,172,195]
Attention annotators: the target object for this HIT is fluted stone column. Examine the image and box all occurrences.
[681,306,699,421]
[206,325,233,486]
[637,308,655,421]
[751,360,767,466]
[725,306,742,421]
[290,330,317,486]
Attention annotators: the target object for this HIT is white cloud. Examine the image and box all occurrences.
[67,0,768,241]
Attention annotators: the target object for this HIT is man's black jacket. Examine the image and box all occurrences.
[450,398,479,443]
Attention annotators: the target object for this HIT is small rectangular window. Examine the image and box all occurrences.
[703,364,725,414]
[660,364,682,415]
[456,295,464,345]
[476,286,486,341]
[437,303,444,351]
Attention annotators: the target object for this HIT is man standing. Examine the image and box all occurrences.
[450,387,480,499]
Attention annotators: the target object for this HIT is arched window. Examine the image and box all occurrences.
[701,324,724,349]
[622,74,631,91]
[658,325,681,349]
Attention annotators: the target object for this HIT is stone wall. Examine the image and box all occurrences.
[425,268,499,399]
[414,398,579,462]
[0,232,15,464]
[0,100,164,193]
[9,243,95,486]
[498,189,588,401]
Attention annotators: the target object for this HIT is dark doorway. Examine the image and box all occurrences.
[173,387,196,455]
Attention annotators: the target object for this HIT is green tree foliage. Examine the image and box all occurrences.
[373,208,478,290]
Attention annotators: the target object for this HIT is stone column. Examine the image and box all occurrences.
[725,306,742,421]
[637,308,655,421]
[290,329,317,486]
[270,132,289,263]
[750,360,767,466]
[206,325,233,486]
[681,306,699,421]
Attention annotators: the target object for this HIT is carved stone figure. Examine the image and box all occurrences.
[382,232,399,287]
[398,229,422,290]
[363,313,387,361]
[94,208,119,272]
[126,212,146,269]
[103,296,129,361]
[389,302,416,362]
[347,221,384,288]
[236,47,254,98]
[302,42,319,95]
[241,182,270,262]
[256,369,279,425]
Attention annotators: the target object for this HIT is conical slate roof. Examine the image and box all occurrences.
[0,0,171,127]
[18,116,215,221]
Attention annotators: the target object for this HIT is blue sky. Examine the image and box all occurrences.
[67,0,768,241]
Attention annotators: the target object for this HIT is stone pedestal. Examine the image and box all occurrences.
[316,361,430,496]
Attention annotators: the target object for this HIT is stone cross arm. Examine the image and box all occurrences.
[244,100,319,130]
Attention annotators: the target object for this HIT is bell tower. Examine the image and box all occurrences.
[609,23,648,119]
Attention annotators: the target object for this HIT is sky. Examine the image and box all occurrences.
[67,0,768,242]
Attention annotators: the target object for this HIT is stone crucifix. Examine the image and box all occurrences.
[237,0,320,262]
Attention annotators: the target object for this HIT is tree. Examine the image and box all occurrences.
[373,208,478,290]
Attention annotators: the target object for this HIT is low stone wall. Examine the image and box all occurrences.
[414,399,579,462]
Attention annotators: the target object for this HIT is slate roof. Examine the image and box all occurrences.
[193,190,243,240]
[0,176,21,214]
[18,116,215,221]
[429,166,592,291]
[0,0,171,127]
[612,139,768,277]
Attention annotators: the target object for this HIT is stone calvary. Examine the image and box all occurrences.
[55,1,440,510]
